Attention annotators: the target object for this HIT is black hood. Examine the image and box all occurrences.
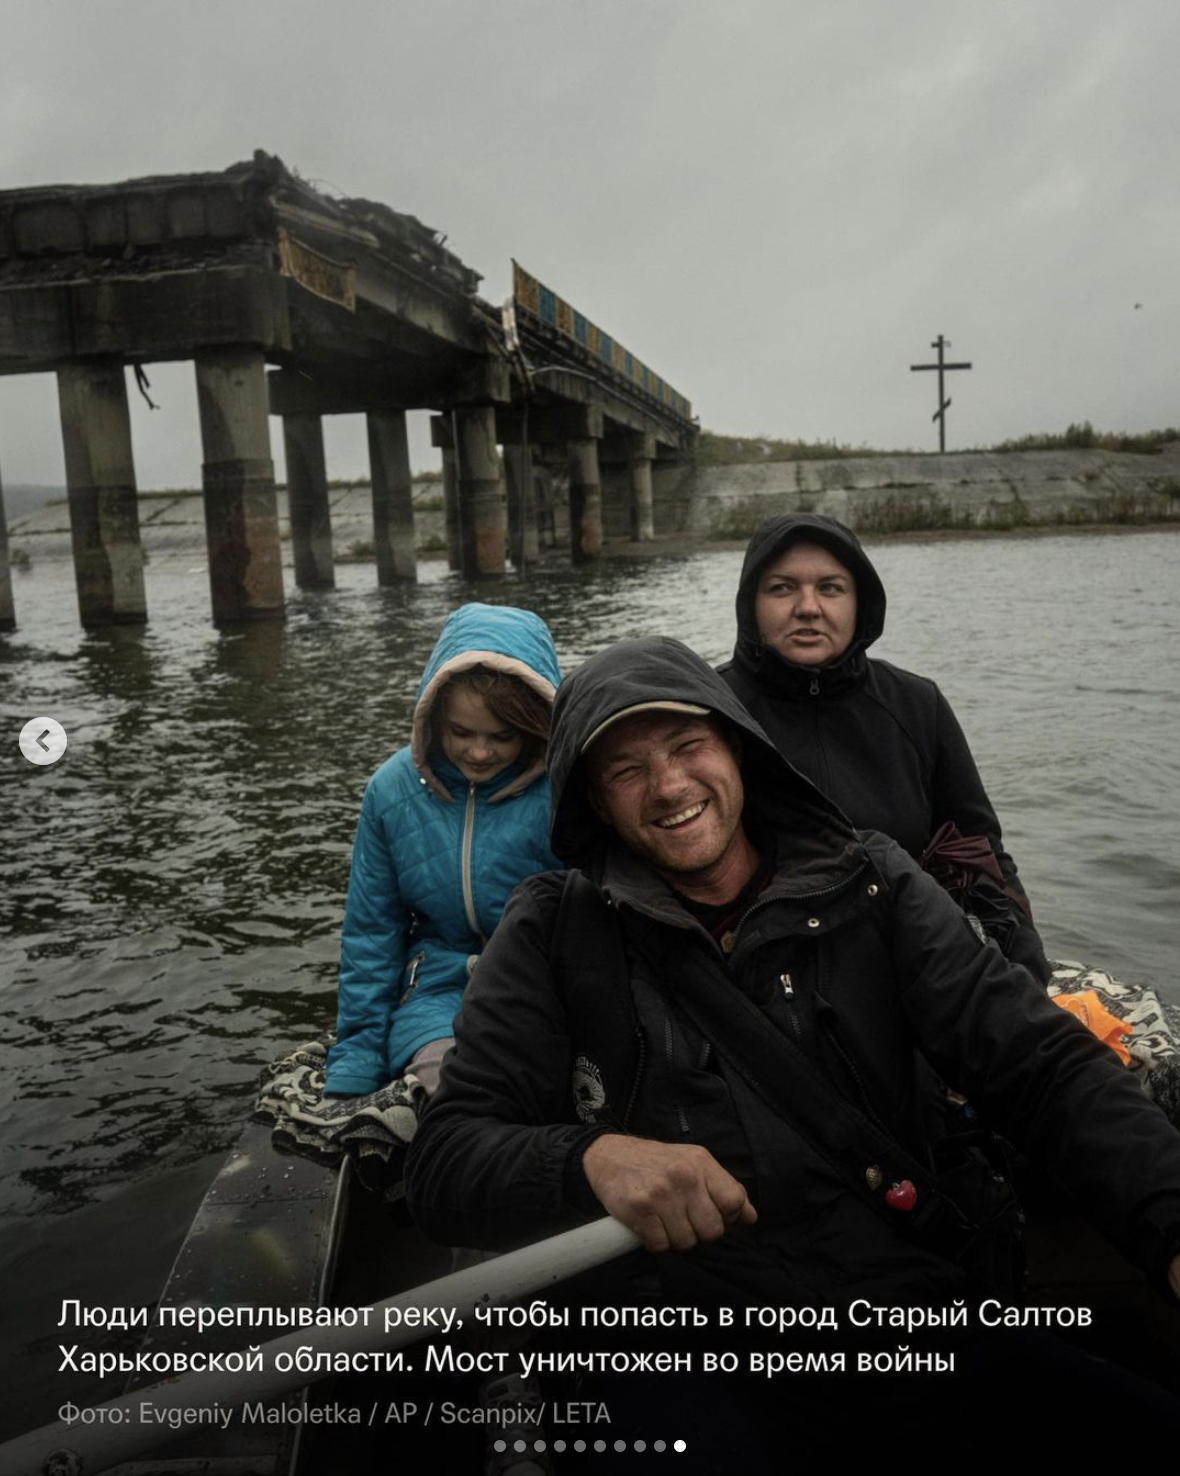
[731,514,887,682]
[549,636,855,866]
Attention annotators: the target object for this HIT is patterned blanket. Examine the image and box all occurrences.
[1048,960,1180,1125]
[252,1035,424,1194]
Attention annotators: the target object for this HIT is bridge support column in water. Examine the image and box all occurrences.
[432,415,464,572]
[503,443,540,569]
[441,443,461,572]
[526,455,559,551]
[0,464,13,631]
[367,409,417,583]
[55,359,147,627]
[454,404,507,577]
[568,436,604,563]
[282,413,335,590]
[195,348,285,623]
[627,433,656,543]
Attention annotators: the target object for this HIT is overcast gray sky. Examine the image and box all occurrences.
[1,0,1177,488]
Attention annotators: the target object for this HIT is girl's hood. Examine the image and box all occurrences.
[410,603,561,801]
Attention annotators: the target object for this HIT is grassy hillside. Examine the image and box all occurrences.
[697,422,1180,465]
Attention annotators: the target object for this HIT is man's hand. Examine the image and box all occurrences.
[581,1134,757,1252]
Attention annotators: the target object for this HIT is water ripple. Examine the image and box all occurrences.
[2,532,1179,1428]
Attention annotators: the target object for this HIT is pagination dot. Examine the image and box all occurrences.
[536,1433,683,1453]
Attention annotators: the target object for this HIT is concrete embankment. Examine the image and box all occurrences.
[651,444,1180,539]
[4,485,448,565]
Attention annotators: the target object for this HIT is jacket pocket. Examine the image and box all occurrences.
[812,989,891,1132]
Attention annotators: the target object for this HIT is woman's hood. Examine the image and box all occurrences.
[732,514,887,675]
[410,603,561,800]
[549,635,854,865]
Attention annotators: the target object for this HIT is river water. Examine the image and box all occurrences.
[1,529,1178,1435]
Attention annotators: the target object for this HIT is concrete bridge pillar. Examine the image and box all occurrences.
[367,409,416,583]
[430,416,462,570]
[282,414,335,589]
[628,433,656,543]
[534,461,559,549]
[503,444,540,569]
[567,438,604,563]
[0,465,13,631]
[440,444,461,571]
[195,348,285,623]
[56,360,147,627]
[454,405,506,577]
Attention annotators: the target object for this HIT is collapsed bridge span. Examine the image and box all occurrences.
[0,150,695,628]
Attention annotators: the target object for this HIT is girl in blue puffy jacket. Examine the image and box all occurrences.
[324,603,562,1098]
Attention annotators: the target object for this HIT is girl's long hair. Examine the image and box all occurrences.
[434,665,552,768]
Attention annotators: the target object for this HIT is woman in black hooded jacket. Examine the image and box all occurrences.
[718,513,1049,980]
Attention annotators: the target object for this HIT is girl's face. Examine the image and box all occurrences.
[439,686,524,783]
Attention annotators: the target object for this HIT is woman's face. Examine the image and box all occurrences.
[754,541,858,667]
[439,686,524,783]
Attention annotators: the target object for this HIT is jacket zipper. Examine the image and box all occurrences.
[731,865,868,1043]
[807,675,831,790]
[617,1020,647,1133]
[663,1008,691,1135]
[778,973,803,1042]
[397,950,426,1008]
[461,783,479,935]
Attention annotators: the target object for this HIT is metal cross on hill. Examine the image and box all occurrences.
[910,334,972,451]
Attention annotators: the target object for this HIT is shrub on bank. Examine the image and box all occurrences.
[697,424,1180,466]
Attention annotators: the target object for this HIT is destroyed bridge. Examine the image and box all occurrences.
[0,150,695,628]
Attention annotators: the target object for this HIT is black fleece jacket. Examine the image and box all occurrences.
[717,513,1049,979]
[405,639,1180,1302]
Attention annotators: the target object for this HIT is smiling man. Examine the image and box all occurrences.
[406,636,1180,1457]
[585,709,756,904]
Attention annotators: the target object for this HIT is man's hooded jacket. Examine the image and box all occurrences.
[406,638,1180,1305]
[718,513,1047,978]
